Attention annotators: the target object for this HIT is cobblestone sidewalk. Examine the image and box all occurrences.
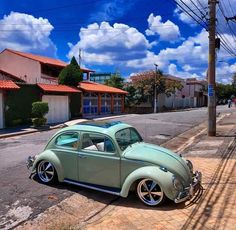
[80,113,236,230]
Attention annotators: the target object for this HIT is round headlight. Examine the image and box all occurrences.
[172,176,183,191]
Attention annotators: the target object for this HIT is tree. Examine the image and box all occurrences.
[123,83,142,106]
[215,83,234,101]
[129,70,184,109]
[232,73,236,88]
[104,72,124,89]
[58,56,83,87]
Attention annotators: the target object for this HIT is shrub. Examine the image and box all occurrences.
[31,118,47,127]
[32,102,49,118]
[11,119,23,126]
[32,102,49,127]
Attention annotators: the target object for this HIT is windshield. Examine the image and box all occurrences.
[115,127,143,151]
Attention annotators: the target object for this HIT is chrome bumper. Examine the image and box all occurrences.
[26,156,35,169]
[174,171,202,203]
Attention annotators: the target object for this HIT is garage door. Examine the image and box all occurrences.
[42,95,69,124]
[0,92,3,129]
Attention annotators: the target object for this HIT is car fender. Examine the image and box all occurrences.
[32,150,64,182]
[120,166,178,200]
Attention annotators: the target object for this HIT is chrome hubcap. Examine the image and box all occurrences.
[137,179,164,206]
[38,161,54,183]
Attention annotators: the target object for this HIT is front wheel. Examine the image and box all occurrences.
[37,160,57,184]
[136,179,166,206]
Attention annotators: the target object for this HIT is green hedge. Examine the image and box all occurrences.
[5,84,41,127]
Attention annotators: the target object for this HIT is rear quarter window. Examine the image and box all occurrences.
[55,132,80,149]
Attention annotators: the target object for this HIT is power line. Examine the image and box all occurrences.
[189,0,207,19]
[0,5,208,27]
[217,1,236,56]
[196,0,206,10]
[171,0,208,30]
[16,0,107,15]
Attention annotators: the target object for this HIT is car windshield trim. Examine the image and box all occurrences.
[115,127,143,151]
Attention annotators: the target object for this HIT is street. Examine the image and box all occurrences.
[0,106,232,229]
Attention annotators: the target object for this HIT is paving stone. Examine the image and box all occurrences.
[195,140,224,148]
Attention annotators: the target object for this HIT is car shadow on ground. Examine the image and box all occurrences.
[32,174,203,211]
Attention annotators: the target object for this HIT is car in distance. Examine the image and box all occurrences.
[27,121,201,206]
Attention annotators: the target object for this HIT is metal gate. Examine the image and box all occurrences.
[83,93,98,116]
[101,93,111,114]
[114,94,122,113]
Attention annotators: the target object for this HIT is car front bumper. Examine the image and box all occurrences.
[174,171,202,203]
[26,156,36,170]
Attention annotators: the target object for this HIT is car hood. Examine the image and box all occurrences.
[123,142,191,185]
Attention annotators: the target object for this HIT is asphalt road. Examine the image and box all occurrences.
[0,106,231,229]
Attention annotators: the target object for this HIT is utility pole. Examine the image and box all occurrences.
[208,0,217,136]
[154,64,158,113]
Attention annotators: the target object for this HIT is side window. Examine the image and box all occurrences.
[55,132,80,149]
[81,133,115,153]
[130,128,141,143]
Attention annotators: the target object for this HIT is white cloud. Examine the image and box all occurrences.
[146,13,181,41]
[0,12,56,56]
[174,0,208,25]
[127,29,236,82]
[68,19,235,84]
[174,0,236,37]
[183,64,195,71]
[216,62,236,83]
[167,63,202,79]
[67,22,151,65]
[89,0,134,22]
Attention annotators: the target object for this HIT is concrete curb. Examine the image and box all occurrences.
[0,114,131,139]
[0,125,63,139]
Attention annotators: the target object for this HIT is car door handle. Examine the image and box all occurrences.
[78,154,87,159]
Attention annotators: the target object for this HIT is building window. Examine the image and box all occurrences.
[101,93,111,114]
[83,93,98,115]
[114,94,122,113]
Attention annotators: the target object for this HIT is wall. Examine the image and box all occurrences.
[0,50,41,84]
[0,90,3,129]
[5,84,41,126]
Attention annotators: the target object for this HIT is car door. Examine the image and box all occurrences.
[53,131,80,181]
[78,132,120,189]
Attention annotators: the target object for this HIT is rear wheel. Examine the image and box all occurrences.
[136,179,166,206]
[37,160,57,184]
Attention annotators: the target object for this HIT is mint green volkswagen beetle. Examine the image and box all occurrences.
[27,121,201,206]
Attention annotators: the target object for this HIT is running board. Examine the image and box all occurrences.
[64,179,121,196]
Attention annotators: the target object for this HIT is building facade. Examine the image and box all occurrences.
[0,49,127,128]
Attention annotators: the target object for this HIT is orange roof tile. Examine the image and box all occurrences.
[4,49,94,73]
[0,80,20,90]
[79,81,128,94]
[37,83,81,93]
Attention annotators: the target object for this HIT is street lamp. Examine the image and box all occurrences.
[154,64,158,113]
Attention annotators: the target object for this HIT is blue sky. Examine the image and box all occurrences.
[0,0,236,83]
